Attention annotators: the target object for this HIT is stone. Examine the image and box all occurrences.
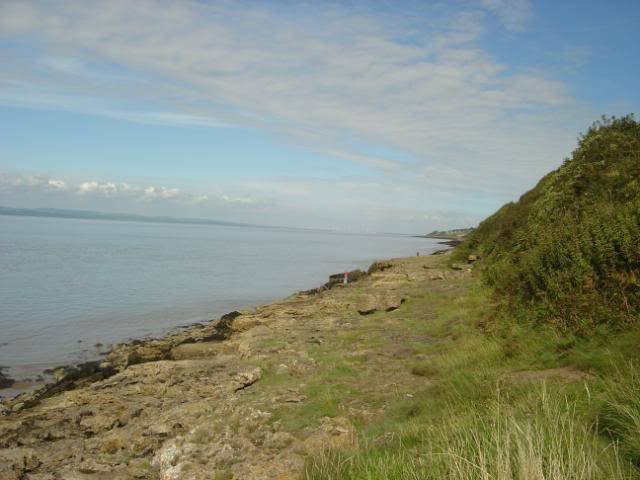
[357,294,405,314]
[357,294,378,315]
[383,295,405,312]
[233,367,262,391]
[0,368,15,389]
[367,261,393,274]
[78,459,112,473]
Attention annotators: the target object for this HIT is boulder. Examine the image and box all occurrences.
[357,295,378,315]
[0,368,14,389]
[367,261,393,274]
[357,294,405,315]
[233,367,262,392]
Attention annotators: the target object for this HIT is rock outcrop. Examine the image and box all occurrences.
[0,252,466,479]
[0,369,14,389]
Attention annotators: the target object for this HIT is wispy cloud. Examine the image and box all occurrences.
[1,173,67,191]
[481,0,532,31]
[0,0,577,197]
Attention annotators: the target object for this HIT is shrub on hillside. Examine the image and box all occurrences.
[457,115,640,331]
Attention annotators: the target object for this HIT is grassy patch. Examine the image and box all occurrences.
[306,386,633,480]
[303,271,640,479]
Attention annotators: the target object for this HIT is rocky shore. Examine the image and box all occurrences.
[0,367,15,389]
[0,250,470,479]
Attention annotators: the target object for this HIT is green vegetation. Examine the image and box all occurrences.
[304,116,640,479]
[456,115,640,331]
[304,273,640,479]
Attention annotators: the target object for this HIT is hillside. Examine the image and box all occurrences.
[456,115,640,331]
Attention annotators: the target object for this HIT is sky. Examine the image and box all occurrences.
[0,0,638,233]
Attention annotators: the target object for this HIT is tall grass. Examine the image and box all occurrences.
[599,364,640,467]
[306,386,635,480]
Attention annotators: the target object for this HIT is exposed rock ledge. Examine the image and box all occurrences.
[0,251,467,480]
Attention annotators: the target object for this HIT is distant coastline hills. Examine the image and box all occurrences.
[0,206,258,229]
[421,228,474,239]
[0,206,438,237]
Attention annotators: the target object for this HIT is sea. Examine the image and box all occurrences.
[0,214,442,387]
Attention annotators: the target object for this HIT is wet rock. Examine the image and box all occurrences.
[205,310,242,341]
[367,261,393,274]
[220,310,242,322]
[0,368,15,389]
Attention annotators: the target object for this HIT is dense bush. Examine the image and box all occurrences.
[457,115,640,331]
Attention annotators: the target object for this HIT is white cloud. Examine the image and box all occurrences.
[1,173,67,191]
[78,181,121,196]
[0,0,578,200]
[143,186,179,200]
[47,178,67,190]
[220,195,254,205]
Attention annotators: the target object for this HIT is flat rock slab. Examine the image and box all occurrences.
[357,294,405,315]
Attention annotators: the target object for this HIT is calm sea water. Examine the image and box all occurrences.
[0,215,441,382]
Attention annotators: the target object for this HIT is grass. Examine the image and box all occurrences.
[306,388,633,480]
[302,271,640,479]
[599,365,640,467]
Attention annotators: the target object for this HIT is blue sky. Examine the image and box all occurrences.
[0,0,638,233]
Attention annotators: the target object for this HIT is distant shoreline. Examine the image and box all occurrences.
[0,205,259,229]
[0,206,426,238]
[0,244,454,402]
